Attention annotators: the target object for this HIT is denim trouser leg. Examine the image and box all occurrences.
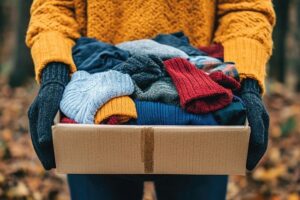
[67,174,144,200]
[67,175,228,200]
[153,175,228,200]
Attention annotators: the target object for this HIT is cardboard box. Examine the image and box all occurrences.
[52,120,250,175]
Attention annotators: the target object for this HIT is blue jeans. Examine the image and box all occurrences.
[67,175,228,200]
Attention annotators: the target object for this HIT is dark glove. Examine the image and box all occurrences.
[240,78,269,170]
[28,63,69,170]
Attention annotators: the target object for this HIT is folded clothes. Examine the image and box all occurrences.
[94,96,137,124]
[72,37,130,74]
[152,32,206,56]
[116,39,189,60]
[213,96,246,125]
[164,58,233,114]
[198,43,224,60]
[61,97,246,126]
[128,100,218,125]
[60,70,134,124]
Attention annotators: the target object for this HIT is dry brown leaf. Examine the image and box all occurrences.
[0,172,5,184]
[288,193,299,200]
[1,129,13,141]
[7,182,30,198]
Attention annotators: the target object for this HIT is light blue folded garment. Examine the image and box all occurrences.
[60,70,134,124]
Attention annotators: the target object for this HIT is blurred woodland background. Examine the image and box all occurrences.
[0,1,299,200]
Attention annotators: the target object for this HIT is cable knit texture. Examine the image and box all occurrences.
[60,70,134,124]
[26,0,275,91]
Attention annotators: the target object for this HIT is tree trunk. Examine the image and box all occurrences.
[269,0,290,83]
[296,1,300,91]
[9,0,34,87]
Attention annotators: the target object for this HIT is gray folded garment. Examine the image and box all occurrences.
[116,39,189,60]
[112,55,180,105]
[133,77,179,105]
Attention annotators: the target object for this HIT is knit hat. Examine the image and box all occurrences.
[128,100,218,125]
[72,37,130,74]
[198,43,224,60]
[164,58,233,114]
[60,70,134,124]
[209,71,241,91]
[112,55,165,89]
[153,32,206,56]
[116,39,189,60]
[94,96,137,124]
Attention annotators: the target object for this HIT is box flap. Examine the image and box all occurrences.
[53,124,145,174]
[153,126,250,174]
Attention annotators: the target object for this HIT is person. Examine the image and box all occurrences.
[26,0,275,199]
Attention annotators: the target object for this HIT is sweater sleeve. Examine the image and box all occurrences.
[26,0,81,82]
[213,0,275,93]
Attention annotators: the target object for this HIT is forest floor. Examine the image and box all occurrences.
[0,76,299,200]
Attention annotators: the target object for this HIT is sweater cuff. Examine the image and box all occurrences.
[31,32,77,83]
[41,63,70,86]
[222,38,270,94]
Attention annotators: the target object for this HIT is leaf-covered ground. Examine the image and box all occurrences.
[0,77,299,200]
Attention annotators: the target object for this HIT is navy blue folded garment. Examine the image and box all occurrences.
[213,96,246,125]
[72,37,130,73]
[152,32,207,56]
[129,100,218,125]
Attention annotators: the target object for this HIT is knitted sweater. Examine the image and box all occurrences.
[26,0,275,91]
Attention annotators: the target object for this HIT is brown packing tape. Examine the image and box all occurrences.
[141,127,154,173]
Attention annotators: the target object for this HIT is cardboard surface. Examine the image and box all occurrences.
[52,123,250,175]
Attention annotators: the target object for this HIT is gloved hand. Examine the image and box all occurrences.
[28,62,70,170]
[240,78,269,170]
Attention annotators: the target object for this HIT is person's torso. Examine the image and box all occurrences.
[75,0,217,46]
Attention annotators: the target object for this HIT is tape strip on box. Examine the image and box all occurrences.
[141,127,154,173]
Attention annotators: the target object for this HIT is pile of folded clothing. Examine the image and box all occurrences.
[59,32,246,126]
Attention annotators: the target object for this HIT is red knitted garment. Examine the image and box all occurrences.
[60,117,77,124]
[106,116,120,125]
[164,58,233,114]
[209,71,241,91]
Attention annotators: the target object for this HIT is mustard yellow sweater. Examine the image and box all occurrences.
[26,0,275,91]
